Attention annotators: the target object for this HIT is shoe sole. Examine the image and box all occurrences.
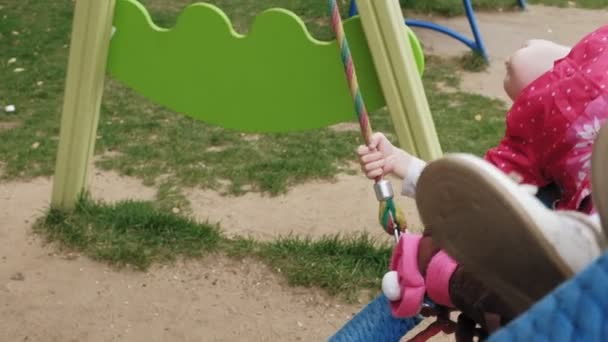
[416,154,573,315]
[592,123,608,236]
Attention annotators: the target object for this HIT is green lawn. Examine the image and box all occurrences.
[38,196,392,301]
[0,0,508,201]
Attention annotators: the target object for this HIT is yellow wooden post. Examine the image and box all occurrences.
[51,0,116,210]
[356,0,442,161]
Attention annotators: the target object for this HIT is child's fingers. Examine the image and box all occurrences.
[360,151,383,164]
[356,145,370,156]
[366,168,384,179]
[368,132,386,150]
[363,159,384,173]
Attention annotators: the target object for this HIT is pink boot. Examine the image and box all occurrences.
[382,233,517,337]
[382,233,458,317]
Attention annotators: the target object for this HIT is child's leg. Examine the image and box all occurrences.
[415,154,606,315]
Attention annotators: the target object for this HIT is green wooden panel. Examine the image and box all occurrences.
[107,0,422,133]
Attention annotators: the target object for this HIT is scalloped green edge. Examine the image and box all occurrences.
[107,0,424,133]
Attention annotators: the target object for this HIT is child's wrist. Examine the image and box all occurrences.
[392,150,412,180]
[401,156,427,198]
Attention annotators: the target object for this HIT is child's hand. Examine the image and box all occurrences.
[356,132,410,180]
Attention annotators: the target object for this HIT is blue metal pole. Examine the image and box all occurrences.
[405,19,478,52]
[462,0,489,61]
[349,0,358,17]
[348,0,489,63]
[518,0,526,9]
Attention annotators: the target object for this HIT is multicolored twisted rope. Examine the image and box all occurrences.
[329,0,407,236]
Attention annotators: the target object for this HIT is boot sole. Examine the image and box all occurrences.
[592,123,608,235]
[416,154,573,315]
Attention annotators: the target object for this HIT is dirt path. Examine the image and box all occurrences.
[0,174,357,341]
[413,5,608,102]
[0,173,450,341]
[186,174,422,241]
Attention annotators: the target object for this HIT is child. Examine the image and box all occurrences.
[415,122,608,319]
[358,26,608,332]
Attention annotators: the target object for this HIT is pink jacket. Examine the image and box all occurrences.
[485,25,608,213]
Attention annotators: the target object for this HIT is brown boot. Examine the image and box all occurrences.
[419,235,517,334]
[449,266,517,334]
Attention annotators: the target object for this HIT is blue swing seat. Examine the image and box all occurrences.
[489,251,608,341]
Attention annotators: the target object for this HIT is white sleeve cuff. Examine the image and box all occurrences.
[401,157,427,198]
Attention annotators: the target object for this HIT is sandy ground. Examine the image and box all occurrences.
[186,174,422,241]
[2,4,606,341]
[0,172,449,342]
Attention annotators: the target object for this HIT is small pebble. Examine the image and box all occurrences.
[4,105,15,113]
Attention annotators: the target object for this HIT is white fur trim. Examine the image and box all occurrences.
[401,157,426,198]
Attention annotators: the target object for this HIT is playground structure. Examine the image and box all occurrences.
[50,0,607,341]
[51,0,440,211]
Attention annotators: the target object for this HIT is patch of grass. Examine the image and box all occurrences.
[0,0,72,178]
[255,234,391,300]
[95,83,362,195]
[36,196,223,270]
[139,0,350,40]
[424,56,507,156]
[0,0,361,196]
[458,51,489,72]
[156,180,191,213]
[37,197,391,300]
